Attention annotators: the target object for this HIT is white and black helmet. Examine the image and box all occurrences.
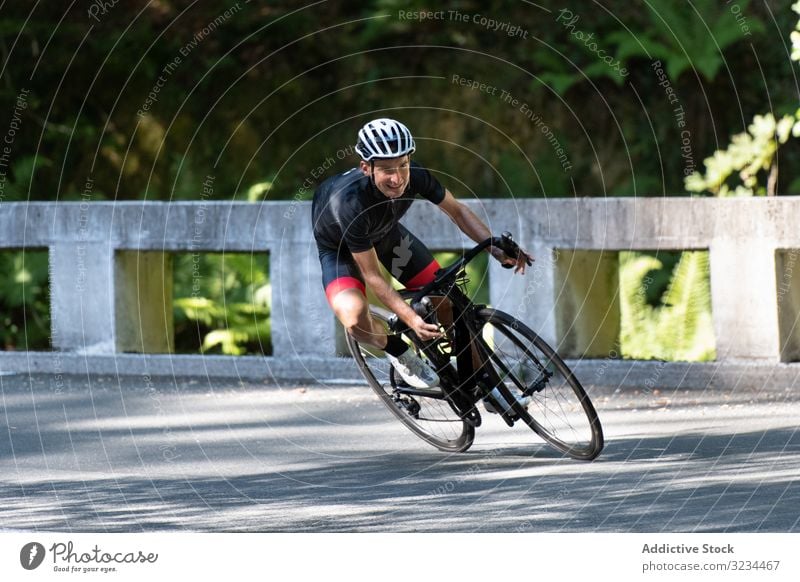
[355,118,416,161]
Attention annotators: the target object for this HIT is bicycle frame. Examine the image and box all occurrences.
[349,233,603,458]
[389,270,521,425]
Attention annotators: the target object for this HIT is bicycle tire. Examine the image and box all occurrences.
[345,305,475,453]
[476,309,604,460]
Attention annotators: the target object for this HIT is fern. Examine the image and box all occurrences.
[619,251,715,361]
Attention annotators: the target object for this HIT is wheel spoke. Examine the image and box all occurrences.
[478,309,603,460]
[347,311,473,452]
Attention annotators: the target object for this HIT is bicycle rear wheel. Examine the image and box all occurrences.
[476,309,604,460]
[345,306,474,453]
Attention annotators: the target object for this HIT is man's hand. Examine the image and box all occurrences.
[408,315,442,342]
[438,191,534,274]
[490,245,534,274]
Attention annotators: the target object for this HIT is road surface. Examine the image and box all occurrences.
[0,373,798,532]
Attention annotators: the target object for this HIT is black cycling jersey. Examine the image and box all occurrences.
[311,161,445,253]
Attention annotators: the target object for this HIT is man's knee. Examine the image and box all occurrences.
[331,290,369,332]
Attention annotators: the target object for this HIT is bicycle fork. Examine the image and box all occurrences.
[460,319,526,428]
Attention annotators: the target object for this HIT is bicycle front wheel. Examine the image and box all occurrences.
[477,309,604,460]
[345,305,474,453]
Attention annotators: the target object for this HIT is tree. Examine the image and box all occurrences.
[686,2,800,196]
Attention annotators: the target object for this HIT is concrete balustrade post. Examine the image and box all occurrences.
[49,242,116,353]
[114,251,173,353]
[270,243,336,357]
[553,249,620,358]
[530,244,559,347]
[489,243,559,347]
[710,241,779,360]
[776,248,800,362]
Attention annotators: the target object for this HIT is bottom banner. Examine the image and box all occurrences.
[1,533,797,581]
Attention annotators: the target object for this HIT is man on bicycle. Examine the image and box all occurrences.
[311,118,533,390]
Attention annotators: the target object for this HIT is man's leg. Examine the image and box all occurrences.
[327,275,439,387]
[329,287,387,350]
[319,243,439,387]
[319,246,394,351]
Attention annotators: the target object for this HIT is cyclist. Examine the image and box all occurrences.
[311,118,533,396]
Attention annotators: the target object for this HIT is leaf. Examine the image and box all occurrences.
[619,251,715,361]
[252,283,271,310]
[173,297,225,325]
[537,72,581,95]
[610,0,765,82]
[582,61,628,86]
[202,329,248,355]
[246,180,273,202]
[606,31,671,62]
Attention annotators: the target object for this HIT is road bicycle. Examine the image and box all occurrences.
[345,233,604,460]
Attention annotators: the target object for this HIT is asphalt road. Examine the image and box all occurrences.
[0,373,798,532]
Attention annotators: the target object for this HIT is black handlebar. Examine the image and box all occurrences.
[409,232,527,302]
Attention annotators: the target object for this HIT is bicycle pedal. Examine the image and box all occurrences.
[463,407,482,428]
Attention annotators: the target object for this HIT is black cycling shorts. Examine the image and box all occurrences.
[318,223,441,305]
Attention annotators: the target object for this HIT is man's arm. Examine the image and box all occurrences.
[437,189,491,244]
[350,247,441,341]
[436,189,533,273]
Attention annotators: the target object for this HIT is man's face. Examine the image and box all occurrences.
[360,155,410,199]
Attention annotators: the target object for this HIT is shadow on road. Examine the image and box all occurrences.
[1,375,798,532]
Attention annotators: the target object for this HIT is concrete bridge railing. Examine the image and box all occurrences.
[1,198,799,385]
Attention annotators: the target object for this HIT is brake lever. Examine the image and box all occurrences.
[498,231,532,268]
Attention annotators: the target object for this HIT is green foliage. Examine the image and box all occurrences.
[686,2,800,196]
[686,112,800,195]
[619,251,715,361]
[0,251,50,350]
[0,0,779,203]
[608,0,763,81]
[0,156,52,201]
[172,253,271,355]
[538,0,763,98]
[0,1,794,361]
[246,180,274,202]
